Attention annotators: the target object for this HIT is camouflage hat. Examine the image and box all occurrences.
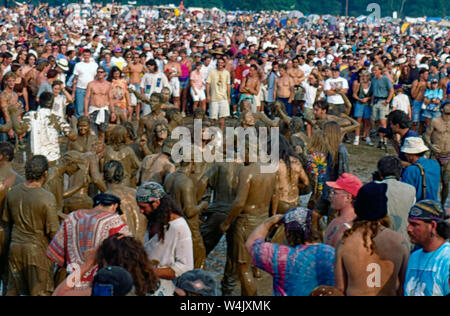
[136,181,166,203]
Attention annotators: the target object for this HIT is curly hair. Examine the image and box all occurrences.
[341,216,391,255]
[96,234,160,296]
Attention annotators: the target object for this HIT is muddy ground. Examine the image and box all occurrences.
[8,132,447,296]
[204,142,401,296]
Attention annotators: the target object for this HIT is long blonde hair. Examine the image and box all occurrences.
[307,130,328,155]
[323,121,341,167]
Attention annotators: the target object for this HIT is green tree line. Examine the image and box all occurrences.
[27,0,450,17]
[139,0,449,17]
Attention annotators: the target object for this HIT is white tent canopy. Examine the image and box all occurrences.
[288,10,304,19]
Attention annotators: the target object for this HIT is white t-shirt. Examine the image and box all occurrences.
[53,94,70,118]
[111,56,126,70]
[324,77,348,104]
[299,64,312,77]
[140,72,170,98]
[392,93,411,115]
[302,80,325,109]
[145,217,193,293]
[23,108,72,163]
[73,61,98,89]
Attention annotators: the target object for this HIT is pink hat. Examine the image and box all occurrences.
[326,173,363,197]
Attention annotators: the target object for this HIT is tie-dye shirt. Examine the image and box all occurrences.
[404,242,449,296]
[249,239,335,296]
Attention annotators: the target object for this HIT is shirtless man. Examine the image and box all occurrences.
[161,87,175,110]
[137,137,176,185]
[288,58,305,117]
[84,66,116,141]
[335,182,410,296]
[220,143,279,296]
[274,64,294,116]
[323,173,362,248]
[164,52,181,109]
[410,69,429,132]
[164,149,209,269]
[166,107,183,134]
[137,92,167,139]
[0,72,21,139]
[197,158,243,295]
[124,53,147,120]
[440,70,450,101]
[308,100,360,135]
[239,65,261,113]
[423,102,450,207]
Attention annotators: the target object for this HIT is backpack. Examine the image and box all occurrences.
[414,162,427,200]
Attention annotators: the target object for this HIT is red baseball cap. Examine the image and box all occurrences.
[326,173,363,197]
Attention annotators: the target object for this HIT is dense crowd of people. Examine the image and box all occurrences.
[0,3,448,296]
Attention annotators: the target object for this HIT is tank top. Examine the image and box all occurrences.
[180,61,190,79]
[447,81,450,97]
[358,81,372,99]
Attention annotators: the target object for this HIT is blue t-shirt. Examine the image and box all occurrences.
[424,89,443,111]
[401,157,441,202]
[404,242,450,296]
[372,75,393,98]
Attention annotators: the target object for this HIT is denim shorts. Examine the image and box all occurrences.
[353,101,373,119]
[412,100,424,123]
[422,110,442,119]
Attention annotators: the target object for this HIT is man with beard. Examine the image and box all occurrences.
[136,181,193,296]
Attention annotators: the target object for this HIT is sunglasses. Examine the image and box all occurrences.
[97,71,105,74]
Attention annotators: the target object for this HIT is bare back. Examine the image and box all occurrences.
[335,227,409,296]
[240,163,277,215]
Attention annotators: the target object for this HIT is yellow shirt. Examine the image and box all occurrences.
[207,69,230,102]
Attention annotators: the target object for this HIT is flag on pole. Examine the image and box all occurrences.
[401,23,410,33]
